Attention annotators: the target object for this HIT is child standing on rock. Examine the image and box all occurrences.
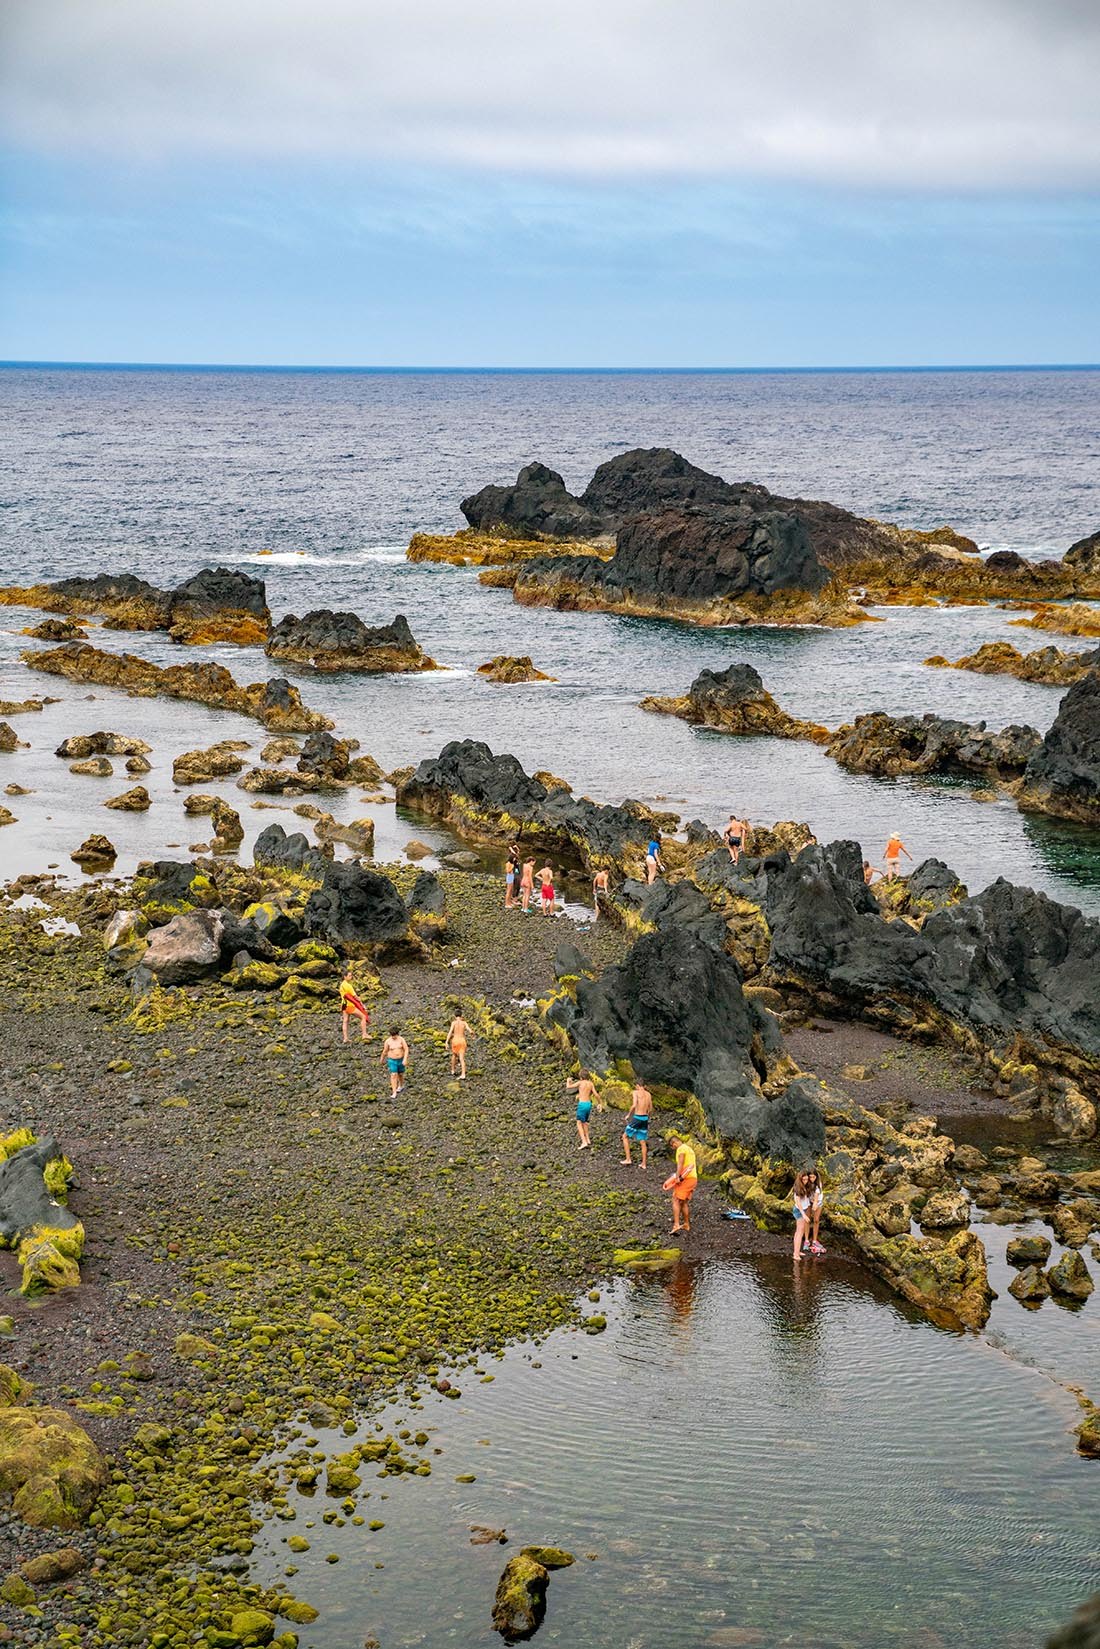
[792,1167,825,1259]
[380,1028,410,1096]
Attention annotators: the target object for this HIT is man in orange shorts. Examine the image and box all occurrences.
[666,1130,698,1234]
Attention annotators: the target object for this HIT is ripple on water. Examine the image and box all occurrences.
[252,1257,1099,1649]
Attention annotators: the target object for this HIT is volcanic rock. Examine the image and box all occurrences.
[462,462,604,539]
[1008,1263,1050,1303]
[406,870,447,940]
[553,923,822,1165]
[512,502,863,628]
[303,861,413,956]
[266,610,434,673]
[56,731,151,759]
[25,617,87,641]
[476,655,555,683]
[69,756,113,777]
[24,643,331,732]
[1011,603,1100,638]
[1018,673,1100,825]
[1047,1589,1100,1648]
[641,662,831,742]
[1048,1249,1094,1301]
[143,909,225,985]
[71,834,116,869]
[253,823,329,880]
[1006,1234,1052,1266]
[926,639,1100,686]
[0,723,20,753]
[296,731,352,783]
[491,1551,551,1641]
[165,567,269,645]
[826,710,1040,780]
[1064,527,1100,585]
[172,743,249,786]
[104,785,151,812]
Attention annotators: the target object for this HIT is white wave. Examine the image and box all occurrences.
[216,543,412,568]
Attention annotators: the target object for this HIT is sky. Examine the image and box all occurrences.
[1,0,1099,368]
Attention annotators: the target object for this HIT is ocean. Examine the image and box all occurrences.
[1,363,1099,907]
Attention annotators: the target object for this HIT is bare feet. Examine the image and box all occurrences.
[619,1156,631,1165]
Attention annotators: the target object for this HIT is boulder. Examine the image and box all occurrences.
[476,655,556,683]
[260,735,301,764]
[554,924,822,1166]
[142,909,224,985]
[553,941,595,980]
[313,813,375,854]
[641,662,831,742]
[209,799,244,852]
[71,834,116,869]
[172,742,249,785]
[826,710,1040,780]
[253,823,328,880]
[1006,1234,1052,1266]
[165,567,269,645]
[266,610,435,673]
[0,1404,108,1529]
[1047,1250,1094,1301]
[55,731,150,759]
[69,756,113,777]
[303,862,412,956]
[872,1228,992,1329]
[296,731,353,783]
[1008,1264,1050,1303]
[1018,672,1100,826]
[1048,1199,1100,1247]
[406,870,447,940]
[491,1551,551,1642]
[25,617,87,641]
[917,1187,970,1230]
[126,753,152,775]
[0,1138,82,1263]
[104,785,151,812]
[1064,526,1100,583]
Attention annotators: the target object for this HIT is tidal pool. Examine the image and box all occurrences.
[252,1249,1099,1649]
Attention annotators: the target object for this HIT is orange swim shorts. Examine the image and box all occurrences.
[674,1176,698,1199]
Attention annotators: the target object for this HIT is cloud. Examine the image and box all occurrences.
[2,0,1100,190]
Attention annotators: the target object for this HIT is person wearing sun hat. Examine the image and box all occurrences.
[883,830,912,879]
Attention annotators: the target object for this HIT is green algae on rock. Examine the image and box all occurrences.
[492,1551,551,1641]
[0,1403,108,1529]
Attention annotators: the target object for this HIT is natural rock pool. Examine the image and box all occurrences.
[252,1235,1099,1649]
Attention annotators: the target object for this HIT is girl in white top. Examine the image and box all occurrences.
[792,1167,825,1259]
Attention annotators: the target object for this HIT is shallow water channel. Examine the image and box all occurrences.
[251,1231,1099,1649]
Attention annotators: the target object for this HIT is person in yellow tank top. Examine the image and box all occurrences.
[339,966,370,1044]
[667,1130,698,1235]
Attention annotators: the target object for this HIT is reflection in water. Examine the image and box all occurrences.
[252,1255,1099,1649]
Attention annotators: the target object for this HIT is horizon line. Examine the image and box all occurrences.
[2,359,1099,376]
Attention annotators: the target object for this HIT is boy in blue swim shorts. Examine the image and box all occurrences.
[380,1028,410,1097]
[620,1080,652,1169]
[566,1069,598,1150]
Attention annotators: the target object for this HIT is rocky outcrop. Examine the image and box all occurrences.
[512,503,867,628]
[1047,1590,1100,1649]
[826,710,1040,780]
[641,662,831,743]
[396,740,657,874]
[0,723,21,753]
[926,639,1100,686]
[408,528,609,567]
[1018,673,1100,826]
[759,840,1100,1115]
[0,567,269,645]
[1064,527,1100,589]
[476,655,555,683]
[142,909,226,985]
[253,822,328,879]
[1010,603,1100,638]
[24,617,87,641]
[0,1134,84,1297]
[24,643,331,732]
[406,870,447,941]
[462,462,605,539]
[164,568,269,645]
[551,924,822,1165]
[491,1551,551,1642]
[265,611,435,673]
[173,742,249,785]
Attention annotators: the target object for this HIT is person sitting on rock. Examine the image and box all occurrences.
[567,1069,599,1150]
[645,837,665,884]
[620,1081,652,1169]
[883,832,912,879]
[792,1167,825,1259]
[537,862,556,916]
[447,1013,471,1080]
[592,867,610,918]
[339,966,370,1044]
[723,814,748,864]
[380,1027,410,1096]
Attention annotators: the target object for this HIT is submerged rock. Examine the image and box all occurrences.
[104,785,151,812]
[266,610,435,673]
[1018,673,1100,826]
[71,834,117,870]
[641,662,831,743]
[172,742,249,785]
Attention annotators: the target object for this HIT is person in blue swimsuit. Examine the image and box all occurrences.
[620,1080,652,1168]
[380,1028,410,1097]
[567,1070,598,1150]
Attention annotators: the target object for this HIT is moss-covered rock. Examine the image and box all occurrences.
[520,1546,575,1569]
[1008,1264,1050,1304]
[229,1608,276,1645]
[492,1552,550,1641]
[0,1404,108,1528]
[1006,1233,1053,1265]
[1048,1250,1094,1301]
